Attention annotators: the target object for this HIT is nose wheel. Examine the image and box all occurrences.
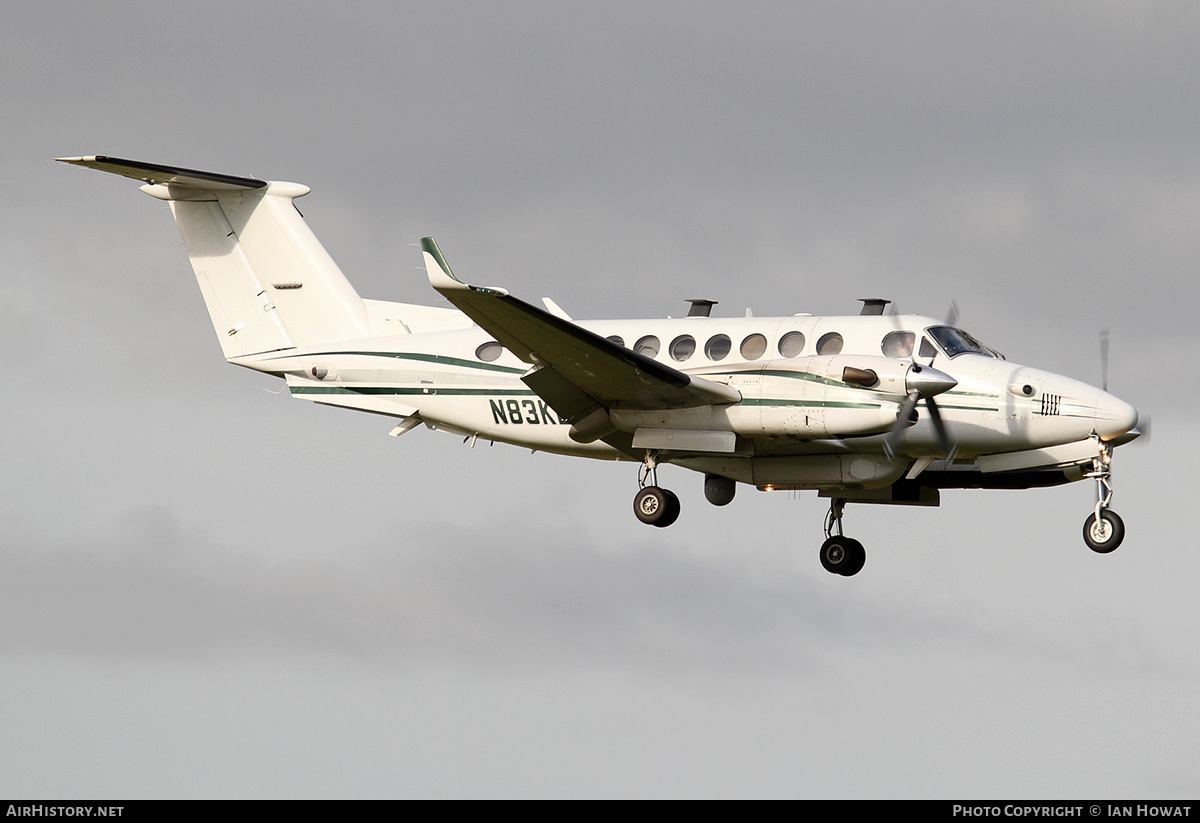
[633,450,680,528]
[820,498,866,576]
[1083,510,1124,553]
[1083,435,1125,553]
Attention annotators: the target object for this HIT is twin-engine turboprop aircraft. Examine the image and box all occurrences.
[59,156,1142,576]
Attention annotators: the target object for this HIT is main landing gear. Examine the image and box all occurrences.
[1083,435,1125,553]
[820,498,866,576]
[633,451,680,528]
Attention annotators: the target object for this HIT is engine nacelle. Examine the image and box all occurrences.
[609,356,952,444]
[804,354,917,397]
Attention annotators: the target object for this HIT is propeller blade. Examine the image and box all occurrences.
[888,304,903,330]
[924,396,956,457]
[1100,329,1110,392]
[944,300,959,327]
[885,365,960,459]
[884,391,920,459]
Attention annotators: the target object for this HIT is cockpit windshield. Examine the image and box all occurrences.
[925,326,1004,359]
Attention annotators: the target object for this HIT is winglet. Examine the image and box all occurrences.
[421,237,463,289]
[421,237,509,296]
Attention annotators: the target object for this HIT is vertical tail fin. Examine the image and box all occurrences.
[58,156,369,358]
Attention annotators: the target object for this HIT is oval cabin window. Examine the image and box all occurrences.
[670,335,696,361]
[634,335,661,358]
[476,341,503,362]
[778,331,805,358]
[740,333,767,360]
[705,334,731,361]
[816,332,843,355]
[881,331,915,359]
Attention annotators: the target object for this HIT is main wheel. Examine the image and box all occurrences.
[820,536,866,576]
[841,538,866,576]
[1083,510,1125,553]
[658,489,681,528]
[634,486,681,527]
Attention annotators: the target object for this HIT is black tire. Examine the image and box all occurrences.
[1083,510,1125,553]
[840,538,866,576]
[820,536,866,576]
[656,489,681,528]
[634,486,680,527]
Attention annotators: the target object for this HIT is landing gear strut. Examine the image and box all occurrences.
[1083,435,1125,553]
[633,451,680,528]
[820,498,866,576]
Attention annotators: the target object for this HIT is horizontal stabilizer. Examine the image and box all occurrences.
[56,156,266,191]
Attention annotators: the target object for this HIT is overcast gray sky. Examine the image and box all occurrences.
[2,1,1197,798]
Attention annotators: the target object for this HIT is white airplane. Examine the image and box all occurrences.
[59,155,1142,576]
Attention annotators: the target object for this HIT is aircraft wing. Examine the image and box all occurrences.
[422,238,741,423]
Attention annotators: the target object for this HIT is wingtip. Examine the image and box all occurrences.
[421,236,466,290]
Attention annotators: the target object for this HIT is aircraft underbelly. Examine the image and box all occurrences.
[677,454,906,490]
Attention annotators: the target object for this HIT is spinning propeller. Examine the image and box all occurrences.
[884,363,958,459]
[1100,329,1149,444]
[875,299,963,459]
[1100,329,1110,392]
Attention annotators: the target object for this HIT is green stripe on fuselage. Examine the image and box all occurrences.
[266,350,526,375]
[290,386,535,397]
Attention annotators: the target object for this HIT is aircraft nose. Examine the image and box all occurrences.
[1094,391,1138,441]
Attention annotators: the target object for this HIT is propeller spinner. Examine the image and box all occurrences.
[884,363,958,459]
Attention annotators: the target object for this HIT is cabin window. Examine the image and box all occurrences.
[475,341,503,362]
[704,334,731,361]
[606,335,625,348]
[740,333,767,360]
[816,332,843,355]
[881,331,915,359]
[670,334,696,361]
[634,335,661,358]
[778,331,805,358]
[919,336,938,360]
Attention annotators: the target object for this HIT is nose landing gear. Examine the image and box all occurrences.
[820,498,866,576]
[1083,435,1125,553]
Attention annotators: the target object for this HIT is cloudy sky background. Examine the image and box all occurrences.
[3,1,1198,797]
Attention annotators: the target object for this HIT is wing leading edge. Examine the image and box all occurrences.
[421,238,740,443]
